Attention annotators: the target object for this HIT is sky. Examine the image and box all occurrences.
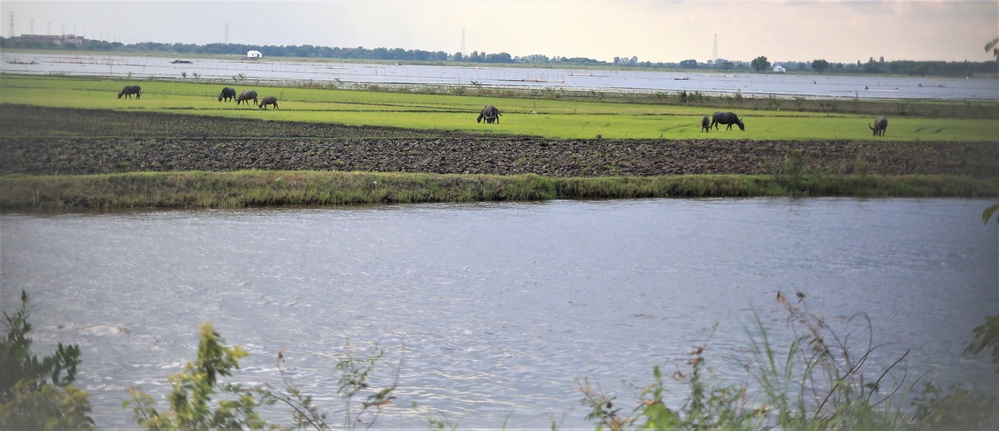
[1,0,997,64]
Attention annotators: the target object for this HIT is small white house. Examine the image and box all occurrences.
[773,65,786,73]
[246,50,262,59]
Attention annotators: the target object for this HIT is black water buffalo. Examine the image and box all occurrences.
[236,90,258,106]
[701,115,711,132]
[117,85,141,99]
[476,104,501,124]
[869,116,888,136]
[258,96,279,109]
[218,87,237,102]
[710,111,745,131]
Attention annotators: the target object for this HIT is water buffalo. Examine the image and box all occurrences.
[869,116,888,136]
[218,87,236,102]
[117,85,141,99]
[258,96,279,109]
[236,90,258,106]
[700,115,711,132]
[710,111,745,131]
[476,104,501,124]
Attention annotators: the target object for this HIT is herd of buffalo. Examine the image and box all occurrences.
[116,85,888,136]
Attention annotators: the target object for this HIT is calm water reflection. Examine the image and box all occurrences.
[2,198,996,428]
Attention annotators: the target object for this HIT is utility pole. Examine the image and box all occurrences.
[6,12,13,38]
[712,33,718,63]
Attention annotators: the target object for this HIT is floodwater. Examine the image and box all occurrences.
[2,52,996,101]
[2,198,996,429]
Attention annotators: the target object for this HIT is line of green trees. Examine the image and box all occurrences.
[3,36,996,77]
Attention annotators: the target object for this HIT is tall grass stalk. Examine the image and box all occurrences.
[580,294,932,431]
[747,292,918,430]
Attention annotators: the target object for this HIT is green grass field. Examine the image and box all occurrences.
[2,74,996,141]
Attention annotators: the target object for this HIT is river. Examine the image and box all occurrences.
[2,198,996,429]
[2,52,996,101]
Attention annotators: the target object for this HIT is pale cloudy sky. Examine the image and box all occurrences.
[2,0,997,64]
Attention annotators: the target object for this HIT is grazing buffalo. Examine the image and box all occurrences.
[710,111,745,131]
[701,115,711,132]
[258,96,279,109]
[117,85,141,99]
[476,104,501,124]
[236,90,258,106]
[218,87,237,102]
[869,116,888,136]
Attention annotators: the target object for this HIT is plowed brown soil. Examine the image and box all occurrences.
[2,105,996,178]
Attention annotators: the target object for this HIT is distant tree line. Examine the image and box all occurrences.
[2,36,996,77]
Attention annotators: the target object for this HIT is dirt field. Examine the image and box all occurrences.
[2,105,996,178]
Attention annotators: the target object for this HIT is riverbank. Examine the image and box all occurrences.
[3,170,997,212]
[2,105,997,212]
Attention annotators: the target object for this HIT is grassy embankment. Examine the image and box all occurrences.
[1,74,997,211]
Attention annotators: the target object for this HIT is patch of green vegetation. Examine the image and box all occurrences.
[2,74,997,141]
[1,171,996,212]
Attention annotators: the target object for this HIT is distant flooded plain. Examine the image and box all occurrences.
[2,52,996,100]
[3,198,997,429]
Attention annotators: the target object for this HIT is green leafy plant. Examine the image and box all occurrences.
[0,290,95,430]
[766,150,811,195]
[967,314,999,365]
[578,326,758,431]
[258,341,398,431]
[907,311,999,430]
[982,204,999,225]
[124,322,275,430]
[910,381,999,431]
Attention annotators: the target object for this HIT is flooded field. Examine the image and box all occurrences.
[2,52,996,101]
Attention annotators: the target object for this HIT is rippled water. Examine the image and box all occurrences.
[2,198,997,428]
[2,52,995,101]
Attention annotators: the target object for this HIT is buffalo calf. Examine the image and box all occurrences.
[258,96,279,109]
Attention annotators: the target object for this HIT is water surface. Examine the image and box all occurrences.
[2,52,995,100]
[2,198,996,428]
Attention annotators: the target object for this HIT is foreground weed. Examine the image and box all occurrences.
[257,341,398,431]
[0,290,95,431]
[124,323,275,430]
[579,325,758,431]
[748,292,915,430]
